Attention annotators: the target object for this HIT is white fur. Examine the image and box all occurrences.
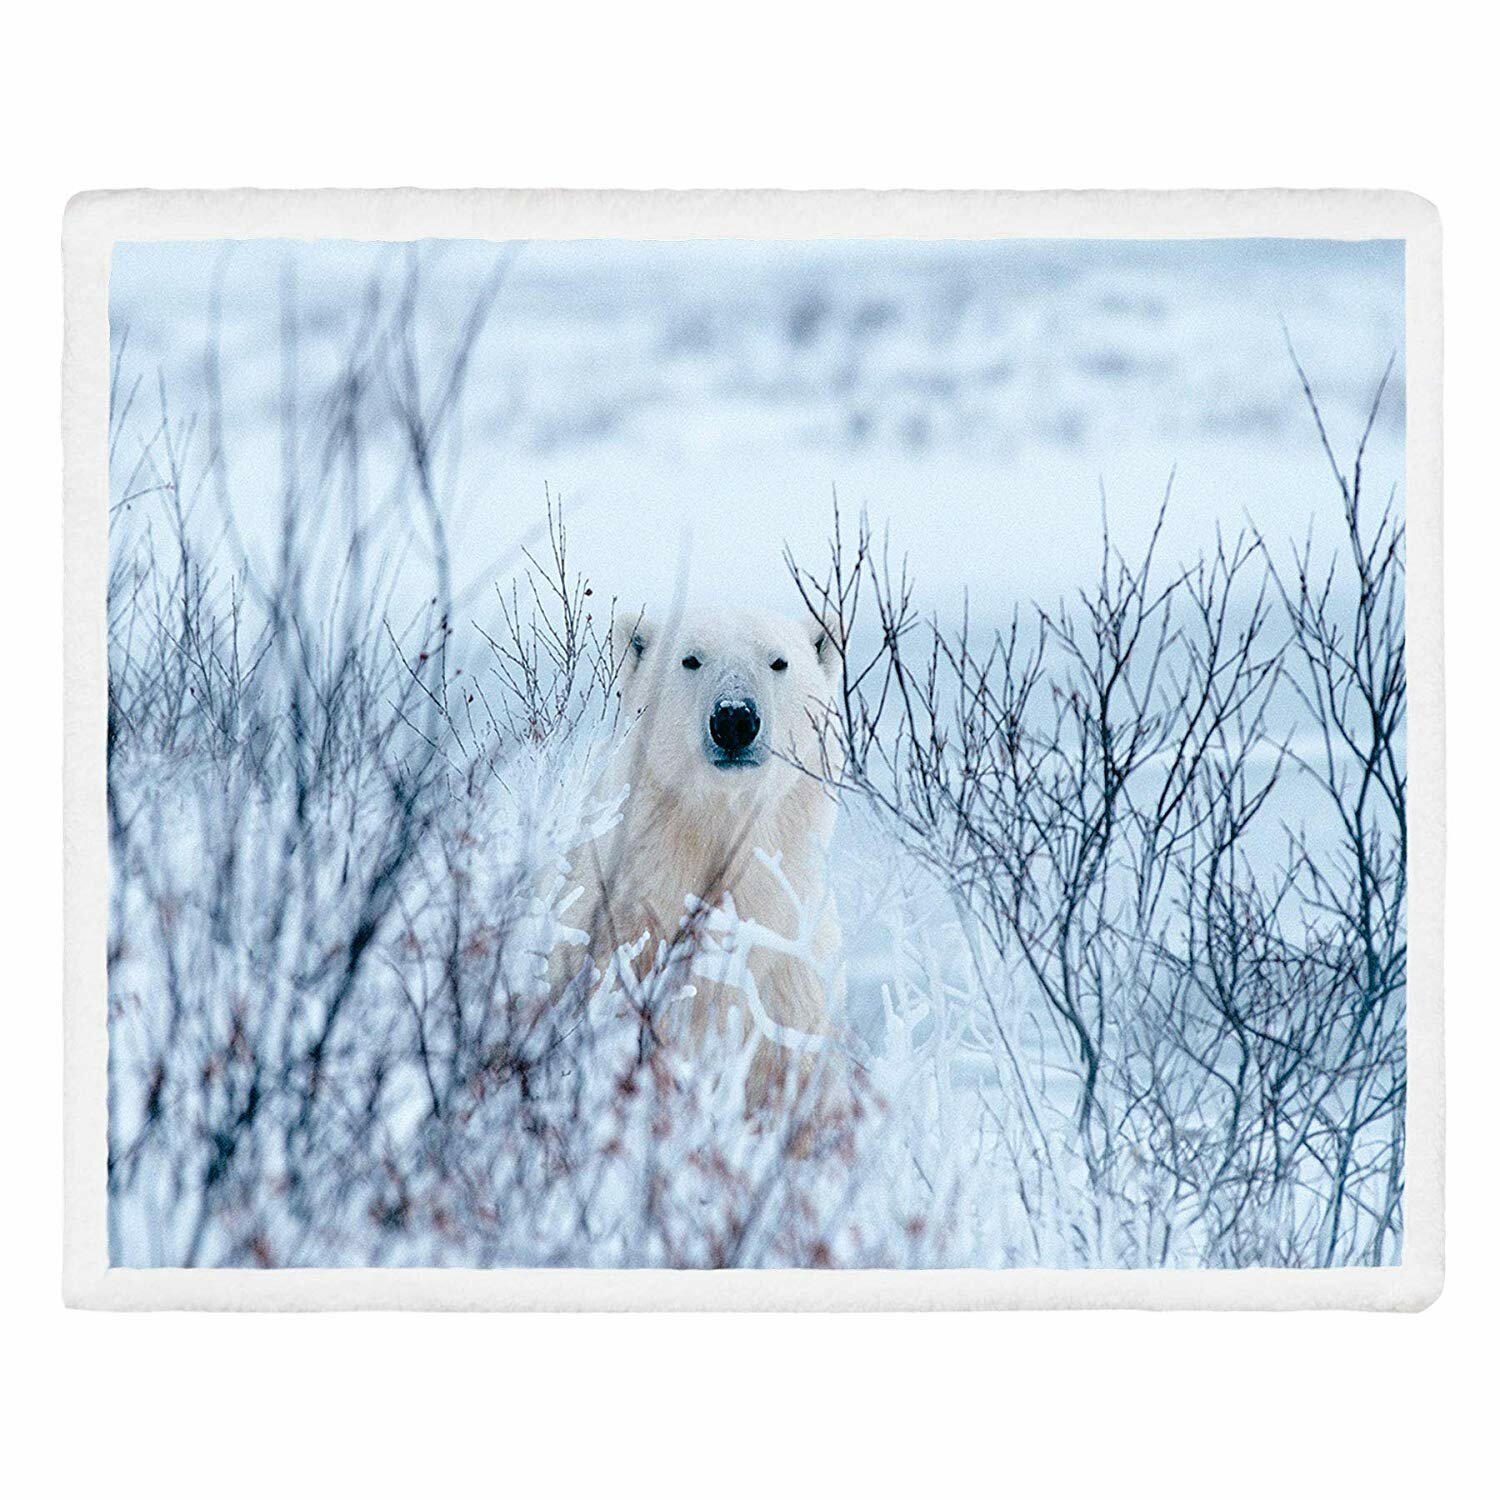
[568,605,844,1107]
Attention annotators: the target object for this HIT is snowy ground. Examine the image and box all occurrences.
[111,236,1403,623]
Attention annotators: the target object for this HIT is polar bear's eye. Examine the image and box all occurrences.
[682,655,702,670]
[770,657,788,672]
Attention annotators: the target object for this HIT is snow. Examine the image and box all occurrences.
[110,235,1403,626]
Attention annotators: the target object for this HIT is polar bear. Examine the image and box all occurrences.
[564,605,845,1109]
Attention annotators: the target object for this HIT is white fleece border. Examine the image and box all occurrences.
[61,188,1444,1310]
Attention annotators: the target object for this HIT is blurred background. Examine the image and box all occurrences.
[110,236,1404,629]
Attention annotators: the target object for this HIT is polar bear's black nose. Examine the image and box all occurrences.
[710,697,761,755]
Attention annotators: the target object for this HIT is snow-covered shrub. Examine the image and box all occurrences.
[790,357,1406,1269]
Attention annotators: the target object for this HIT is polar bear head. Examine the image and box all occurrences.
[611,606,842,806]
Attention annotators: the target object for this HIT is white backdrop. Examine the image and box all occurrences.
[5,4,1493,1494]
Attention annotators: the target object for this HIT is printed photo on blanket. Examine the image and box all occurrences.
[104,234,1406,1270]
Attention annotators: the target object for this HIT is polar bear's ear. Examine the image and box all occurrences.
[806,612,842,679]
[611,609,649,672]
